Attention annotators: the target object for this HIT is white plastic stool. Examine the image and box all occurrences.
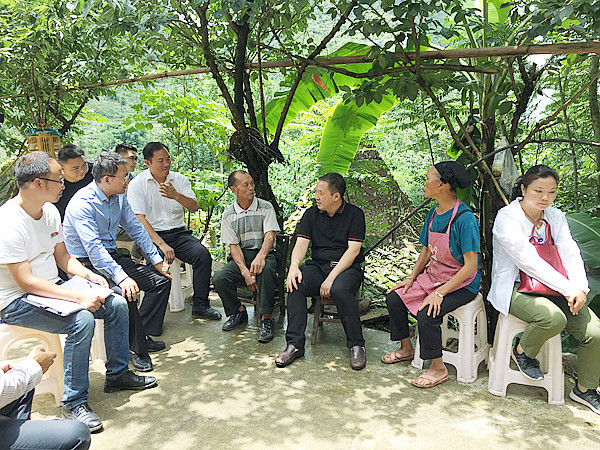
[89,319,107,362]
[0,323,64,406]
[168,259,193,312]
[488,313,564,405]
[411,293,489,383]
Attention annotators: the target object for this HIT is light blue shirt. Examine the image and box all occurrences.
[63,182,162,284]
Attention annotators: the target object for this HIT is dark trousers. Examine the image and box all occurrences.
[386,288,476,360]
[286,261,364,350]
[157,228,212,313]
[80,251,171,337]
[212,249,277,317]
[0,390,91,450]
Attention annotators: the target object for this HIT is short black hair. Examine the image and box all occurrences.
[143,142,169,161]
[57,144,85,163]
[227,170,250,188]
[92,152,127,182]
[14,151,54,188]
[115,143,138,155]
[318,172,346,197]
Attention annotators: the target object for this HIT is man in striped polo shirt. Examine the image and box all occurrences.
[213,170,281,342]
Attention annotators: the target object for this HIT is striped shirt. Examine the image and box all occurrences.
[221,198,280,250]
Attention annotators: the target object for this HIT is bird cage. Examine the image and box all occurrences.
[25,128,62,156]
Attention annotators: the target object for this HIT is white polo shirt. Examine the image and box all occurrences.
[127,169,196,232]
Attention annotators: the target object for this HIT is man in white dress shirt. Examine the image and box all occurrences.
[127,142,219,320]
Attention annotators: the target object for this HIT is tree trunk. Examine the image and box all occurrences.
[590,55,600,217]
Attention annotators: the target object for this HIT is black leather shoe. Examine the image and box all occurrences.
[104,370,157,393]
[350,345,367,370]
[130,351,153,372]
[192,304,222,320]
[258,318,275,343]
[222,308,248,331]
[62,402,103,433]
[275,344,305,368]
[145,336,166,352]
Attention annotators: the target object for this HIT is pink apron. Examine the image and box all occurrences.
[395,199,477,315]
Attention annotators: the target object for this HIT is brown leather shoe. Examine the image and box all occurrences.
[275,344,305,368]
[350,345,366,370]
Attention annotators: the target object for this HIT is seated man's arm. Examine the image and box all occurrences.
[249,230,275,276]
[135,213,175,264]
[230,244,257,291]
[0,348,56,408]
[319,240,362,298]
[53,242,109,288]
[286,237,311,292]
[7,260,104,311]
[159,178,199,212]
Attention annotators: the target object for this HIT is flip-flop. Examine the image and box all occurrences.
[381,351,414,364]
[411,372,449,389]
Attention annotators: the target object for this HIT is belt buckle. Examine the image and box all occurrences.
[329,260,338,268]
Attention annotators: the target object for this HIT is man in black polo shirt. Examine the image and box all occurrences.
[275,172,367,370]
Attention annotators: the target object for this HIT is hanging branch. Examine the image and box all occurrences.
[557,72,579,211]
[421,98,435,164]
[257,27,268,144]
[270,0,358,150]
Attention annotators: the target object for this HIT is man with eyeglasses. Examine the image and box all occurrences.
[115,144,138,181]
[0,151,156,434]
[127,142,219,321]
[53,144,93,221]
[63,153,172,373]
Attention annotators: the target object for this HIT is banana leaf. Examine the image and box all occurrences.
[258,42,372,135]
[315,94,396,175]
[566,213,600,269]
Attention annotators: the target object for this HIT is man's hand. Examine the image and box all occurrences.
[159,242,176,265]
[567,290,587,315]
[242,270,257,292]
[119,277,140,302]
[286,266,303,292]
[159,181,179,200]
[84,271,109,289]
[77,292,105,312]
[0,360,14,372]
[27,348,56,374]
[155,262,173,281]
[249,254,266,276]
[320,278,334,299]
[418,291,444,318]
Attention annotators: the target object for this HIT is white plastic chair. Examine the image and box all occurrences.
[411,293,489,383]
[89,319,107,362]
[488,313,564,405]
[0,323,64,406]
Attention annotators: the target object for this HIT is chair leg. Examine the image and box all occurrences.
[254,291,260,327]
[311,297,323,345]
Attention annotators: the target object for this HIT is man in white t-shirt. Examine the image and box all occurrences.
[127,142,219,320]
[0,152,156,434]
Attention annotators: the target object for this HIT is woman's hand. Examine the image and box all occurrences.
[567,290,587,315]
[418,291,444,317]
[389,277,414,294]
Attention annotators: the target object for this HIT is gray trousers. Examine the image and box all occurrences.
[0,390,91,450]
[213,250,277,317]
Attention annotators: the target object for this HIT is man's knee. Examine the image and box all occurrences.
[212,268,228,290]
[72,310,96,336]
[330,282,355,301]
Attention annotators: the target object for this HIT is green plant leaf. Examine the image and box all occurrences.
[566,213,600,269]
[315,95,395,176]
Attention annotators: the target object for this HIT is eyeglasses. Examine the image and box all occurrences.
[39,177,65,185]
[107,174,129,181]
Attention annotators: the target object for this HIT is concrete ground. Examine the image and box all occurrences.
[28,294,600,449]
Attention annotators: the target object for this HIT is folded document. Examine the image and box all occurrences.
[24,276,113,316]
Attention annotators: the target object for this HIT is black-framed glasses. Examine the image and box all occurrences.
[39,176,65,185]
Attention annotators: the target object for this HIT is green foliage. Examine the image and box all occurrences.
[566,213,600,310]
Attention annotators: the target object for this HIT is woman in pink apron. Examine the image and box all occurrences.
[381,161,480,388]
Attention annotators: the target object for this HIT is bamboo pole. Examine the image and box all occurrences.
[2,42,599,100]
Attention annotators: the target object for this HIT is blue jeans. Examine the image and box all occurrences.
[1,295,130,409]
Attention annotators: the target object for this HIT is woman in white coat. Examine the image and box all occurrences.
[489,164,600,414]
